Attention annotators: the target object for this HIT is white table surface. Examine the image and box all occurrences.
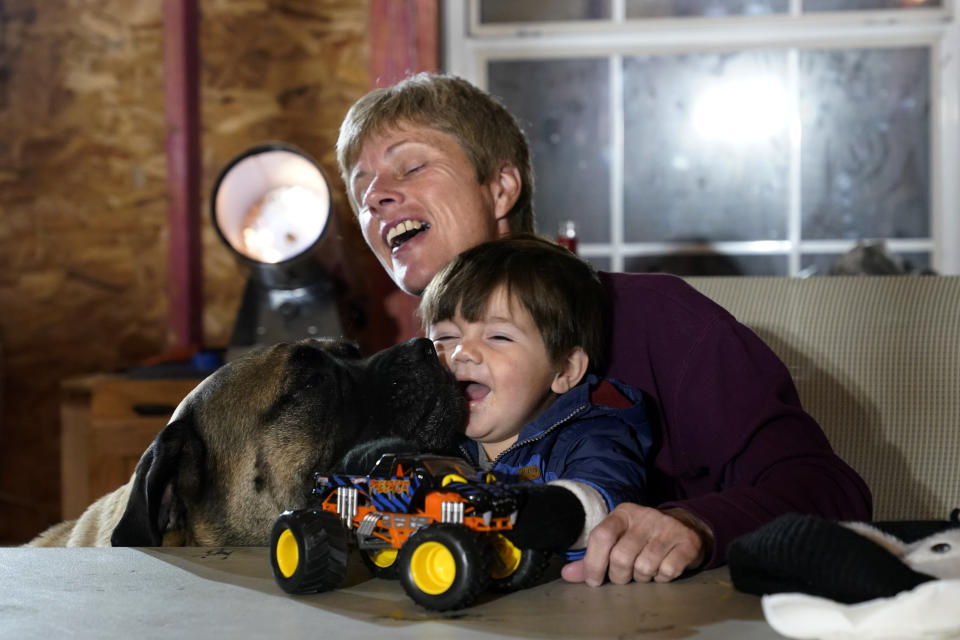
[0,546,783,639]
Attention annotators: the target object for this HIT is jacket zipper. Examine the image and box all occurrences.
[492,403,589,465]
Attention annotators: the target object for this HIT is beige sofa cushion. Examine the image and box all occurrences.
[686,275,960,521]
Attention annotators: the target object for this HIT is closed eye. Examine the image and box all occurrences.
[428,321,460,344]
[351,175,371,203]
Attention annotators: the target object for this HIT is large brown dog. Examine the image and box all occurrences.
[28,337,466,547]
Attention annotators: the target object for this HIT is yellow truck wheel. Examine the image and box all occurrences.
[361,547,400,579]
[488,534,551,593]
[397,524,491,610]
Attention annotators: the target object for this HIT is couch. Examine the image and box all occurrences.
[685,275,960,521]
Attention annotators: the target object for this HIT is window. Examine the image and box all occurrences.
[444,0,960,276]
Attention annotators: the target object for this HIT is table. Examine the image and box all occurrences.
[1,547,781,639]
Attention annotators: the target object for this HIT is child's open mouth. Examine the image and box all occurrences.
[460,381,490,405]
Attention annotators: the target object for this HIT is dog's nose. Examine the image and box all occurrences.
[406,337,436,358]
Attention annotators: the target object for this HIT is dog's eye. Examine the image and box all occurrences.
[931,542,952,553]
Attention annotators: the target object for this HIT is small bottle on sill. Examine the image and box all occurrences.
[557,220,578,255]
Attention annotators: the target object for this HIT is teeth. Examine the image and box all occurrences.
[386,220,426,247]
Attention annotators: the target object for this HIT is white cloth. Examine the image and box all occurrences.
[761,579,960,640]
[841,525,960,581]
[761,527,960,639]
[903,531,960,580]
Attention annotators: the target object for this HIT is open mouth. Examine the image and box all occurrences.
[459,380,491,404]
[386,220,430,249]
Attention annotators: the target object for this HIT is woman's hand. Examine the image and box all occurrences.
[560,504,713,585]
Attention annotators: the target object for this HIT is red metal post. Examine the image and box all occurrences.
[163,0,203,351]
[369,0,439,87]
[366,0,440,344]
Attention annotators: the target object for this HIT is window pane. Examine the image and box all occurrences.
[583,255,612,271]
[480,0,611,23]
[489,59,611,243]
[799,47,930,240]
[803,0,940,11]
[623,50,789,243]
[626,0,787,18]
[625,252,788,275]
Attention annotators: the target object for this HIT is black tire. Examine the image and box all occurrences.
[488,535,551,593]
[270,509,349,594]
[397,524,492,610]
[360,547,400,580]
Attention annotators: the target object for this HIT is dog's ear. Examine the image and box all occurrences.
[110,418,205,547]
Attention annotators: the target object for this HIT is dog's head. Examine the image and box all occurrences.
[110,337,466,547]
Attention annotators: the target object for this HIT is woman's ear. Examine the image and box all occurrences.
[490,161,521,236]
[551,347,589,394]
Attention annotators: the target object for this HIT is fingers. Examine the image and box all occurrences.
[629,534,671,583]
[566,504,706,586]
[560,559,586,582]
[652,545,696,582]
[605,521,648,584]
[579,510,627,586]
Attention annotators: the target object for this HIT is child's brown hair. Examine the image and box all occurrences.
[419,234,609,372]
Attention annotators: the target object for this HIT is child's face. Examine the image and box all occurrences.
[429,286,563,458]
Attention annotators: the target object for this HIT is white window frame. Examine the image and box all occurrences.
[443,0,960,275]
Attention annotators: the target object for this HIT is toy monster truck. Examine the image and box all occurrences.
[269,453,551,610]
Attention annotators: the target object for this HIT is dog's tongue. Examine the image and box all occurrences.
[464,382,490,402]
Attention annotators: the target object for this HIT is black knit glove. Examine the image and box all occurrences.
[728,513,955,604]
[503,483,585,551]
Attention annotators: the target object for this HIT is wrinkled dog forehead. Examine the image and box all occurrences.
[363,337,444,378]
[170,339,356,425]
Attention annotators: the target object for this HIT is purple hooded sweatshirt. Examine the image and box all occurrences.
[599,271,872,568]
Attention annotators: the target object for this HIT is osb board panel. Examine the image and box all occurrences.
[0,0,169,544]
[199,0,379,351]
[0,0,374,544]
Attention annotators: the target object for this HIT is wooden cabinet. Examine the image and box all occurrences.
[59,375,200,519]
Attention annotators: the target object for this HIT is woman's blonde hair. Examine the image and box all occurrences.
[336,73,534,233]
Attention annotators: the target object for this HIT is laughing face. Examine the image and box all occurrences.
[349,124,520,296]
[428,286,577,461]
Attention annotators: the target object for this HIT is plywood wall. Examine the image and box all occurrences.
[0,0,378,544]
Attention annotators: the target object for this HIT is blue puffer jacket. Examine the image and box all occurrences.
[458,375,652,513]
